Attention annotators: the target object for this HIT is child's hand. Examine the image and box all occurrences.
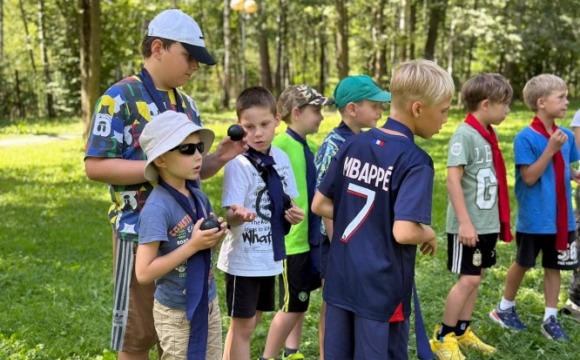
[187,217,227,253]
[285,205,304,225]
[229,204,257,222]
[546,129,568,156]
[213,135,248,163]
[420,238,437,256]
[458,222,478,247]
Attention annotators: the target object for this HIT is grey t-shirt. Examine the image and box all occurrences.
[139,185,217,310]
[446,123,500,234]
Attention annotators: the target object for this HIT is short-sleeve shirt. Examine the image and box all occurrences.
[217,147,299,276]
[446,124,500,234]
[272,132,318,255]
[85,75,202,242]
[318,128,434,322]
[514,126,579,233]
[314,122,356,236]
[138,186,216,310]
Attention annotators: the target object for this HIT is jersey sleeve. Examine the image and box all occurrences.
[317,154,340,200]
[393,164,434,225]
[85,88,128,159]
[139,202,171,244]
[447,131,470,168]
[315,140,338,189]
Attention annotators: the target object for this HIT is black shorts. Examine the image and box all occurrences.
[447,233,498,275]
[320,234,331,279]
[278,252,321,312]
[224,273,275,318]
[515,231,578,270]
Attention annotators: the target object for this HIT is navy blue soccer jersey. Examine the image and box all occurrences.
[317,126,434,322]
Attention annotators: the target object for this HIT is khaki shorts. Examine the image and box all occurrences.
[153,298,222,360]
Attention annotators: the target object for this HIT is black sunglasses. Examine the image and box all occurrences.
[169,142,205,155]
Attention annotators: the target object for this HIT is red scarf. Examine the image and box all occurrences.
[529,117,568,251]
[465,114,513,242]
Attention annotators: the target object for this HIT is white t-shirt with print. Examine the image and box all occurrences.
[218,147,299,277]
[571,109,580,128]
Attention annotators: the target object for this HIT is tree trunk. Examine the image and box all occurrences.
[0,0,4,63]
[371,0,387,84]
[257,0,272,91]
[222,0,231,108]
[397,0,408,63]
[15,70,25,117]
[274,0,287,95]
[18,0,36,74]
[409,0,416,60]
[80,0,101,137]
[318,30,327,93]
[424,0,447,61]
[37,0,55,118]
[335,0,349,78]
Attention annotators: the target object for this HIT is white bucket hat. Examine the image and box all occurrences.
[147,9,216,65]
[140,110,215,181]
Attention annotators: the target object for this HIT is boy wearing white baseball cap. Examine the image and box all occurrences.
[85,9,245,360]
[136,111,227,360]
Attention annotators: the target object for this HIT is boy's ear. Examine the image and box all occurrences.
[411,101,422,118]
[153,155,167,169]
[150,39,165,59]
[537,96,545,110]
[275,114,282,127]
[480,99,490,111]
[345,102,357,117]
[291,106,301,119]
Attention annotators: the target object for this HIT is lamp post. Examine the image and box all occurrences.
[230,0,258,89]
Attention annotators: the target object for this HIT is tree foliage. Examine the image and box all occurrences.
[0,0,578,121]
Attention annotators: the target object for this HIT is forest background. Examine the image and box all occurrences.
[1,0,579,129]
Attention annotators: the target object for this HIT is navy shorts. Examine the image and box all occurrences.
[324,304,410,360]
[224,274,275,318]
[447,233,498,275]
[515,231,578,270]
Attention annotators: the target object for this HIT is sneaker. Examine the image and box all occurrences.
[560,299,580,321]
[489,305,527,330]
[282,351,304,360]
[429,325,466,360]
[541,315,569,340]
[456,326,496,355]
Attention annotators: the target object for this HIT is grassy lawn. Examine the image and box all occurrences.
[1,102,579,359]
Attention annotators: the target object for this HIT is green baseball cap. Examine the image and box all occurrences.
[333,75,391,108]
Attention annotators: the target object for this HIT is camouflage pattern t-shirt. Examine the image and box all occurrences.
[85,75,202,242]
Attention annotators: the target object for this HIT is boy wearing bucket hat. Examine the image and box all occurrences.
[84,9,244,360]
[136,111,228,360]
[261,85,334,360]
[313,75,390,359]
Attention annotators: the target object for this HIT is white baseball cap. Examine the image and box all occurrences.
[140,111,215,182]
[147,9,216,65]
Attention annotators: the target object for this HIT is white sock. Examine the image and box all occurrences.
[499,297,515,311]
[544,307,557,322]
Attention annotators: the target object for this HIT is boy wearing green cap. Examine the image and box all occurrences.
[313,75,390,359]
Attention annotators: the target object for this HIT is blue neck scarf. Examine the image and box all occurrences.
[158,179,209,360]
[285,128,321,274]
[137,67,184,113]
[382,118,433,359]
[244,146,289,261]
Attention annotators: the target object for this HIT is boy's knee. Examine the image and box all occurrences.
[458,275,481,291]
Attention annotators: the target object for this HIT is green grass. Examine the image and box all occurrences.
[1,103,579,359]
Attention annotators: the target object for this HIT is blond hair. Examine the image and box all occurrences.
[462,73,513,112]
[523,74,567,111]
[390,59,455,109]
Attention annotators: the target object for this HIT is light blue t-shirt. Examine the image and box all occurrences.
[514,126,579,234]
[139,185,217,310]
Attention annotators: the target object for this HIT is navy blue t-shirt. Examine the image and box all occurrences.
[318,126,434,322]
